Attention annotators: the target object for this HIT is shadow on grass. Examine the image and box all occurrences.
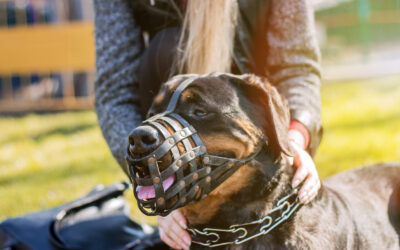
[31,123,97,141]
[0,159,116,187]
[0,123,97,144]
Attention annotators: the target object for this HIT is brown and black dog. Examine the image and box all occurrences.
[129,73,400,249]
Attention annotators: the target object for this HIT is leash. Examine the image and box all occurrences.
[188,188,301,247]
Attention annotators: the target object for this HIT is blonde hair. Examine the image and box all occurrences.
[175,0,238,74]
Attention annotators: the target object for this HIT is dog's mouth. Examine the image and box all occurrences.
[134,151,238,210]
[136,174,176,201]
[131,149,181,210]
[135,150,234,201]
[127,130,262,216]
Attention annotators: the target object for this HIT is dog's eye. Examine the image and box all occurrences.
[193,108,208,117]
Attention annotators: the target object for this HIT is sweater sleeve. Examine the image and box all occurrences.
[266,0,323,156]
[94,0,144,174]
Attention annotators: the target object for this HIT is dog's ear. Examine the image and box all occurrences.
[239,74,293,159]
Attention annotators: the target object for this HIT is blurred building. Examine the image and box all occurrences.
[0,0,95,113]
[314,0,400,80]
[0,0,399,112]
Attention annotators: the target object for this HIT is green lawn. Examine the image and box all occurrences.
[1,75,400,223]
[316,75,400,177]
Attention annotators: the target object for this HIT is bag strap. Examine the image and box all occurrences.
[49,182,130,249]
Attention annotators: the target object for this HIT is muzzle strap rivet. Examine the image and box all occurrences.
[176,160,182,167]
[189,152,195,158]
[168,138,174,145]
[148,157,156,164]
[200,146,206,153]
[157,198,165,205]
[206,167,212,174]
[193,173,199,180]
[153,177,160,183]
[205,176,211,182]
[201,194,208,200]
[203,157,210,164]
[180,131,186,136]
[179,180,185,187]
[194,185,200,192]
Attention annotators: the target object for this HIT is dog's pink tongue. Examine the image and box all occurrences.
[137,175,176,200]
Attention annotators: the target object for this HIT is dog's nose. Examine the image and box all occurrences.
[129,126,160,156]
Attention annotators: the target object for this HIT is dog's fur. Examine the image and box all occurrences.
[143,73,400,249]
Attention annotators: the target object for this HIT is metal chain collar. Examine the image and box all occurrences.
[187,188,301,248]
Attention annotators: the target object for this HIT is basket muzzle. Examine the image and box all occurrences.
[126,76,262,216]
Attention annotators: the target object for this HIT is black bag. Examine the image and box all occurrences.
[0,182,168,250]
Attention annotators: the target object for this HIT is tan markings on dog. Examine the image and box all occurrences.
[181,89,194,102]
[157,151,173,172]
[166,125,186,156]
[153,91,165,106]
[245,74,269,88]
[155,120,187,169]
[165,78,182,92]
[201,134,251,159]
[181,164,257,225]
[233,118,263,146]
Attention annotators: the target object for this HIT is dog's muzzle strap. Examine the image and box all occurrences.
[126,75,263,216]
[127,112,208,215]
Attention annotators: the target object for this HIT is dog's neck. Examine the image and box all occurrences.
[182,149,297,230]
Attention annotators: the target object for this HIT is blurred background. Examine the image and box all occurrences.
[0,0,399,224]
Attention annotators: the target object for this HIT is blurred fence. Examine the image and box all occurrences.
[0,0,399,113]
[315,0,400,81]
[0,0,95,113]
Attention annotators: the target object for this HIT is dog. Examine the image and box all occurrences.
[127,73,400,249]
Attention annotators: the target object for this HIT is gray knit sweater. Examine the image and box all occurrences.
[94,0,322,174]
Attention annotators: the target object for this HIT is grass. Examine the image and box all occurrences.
[316,75,400,177]
[0,112,152,224]
[1,75,399,223]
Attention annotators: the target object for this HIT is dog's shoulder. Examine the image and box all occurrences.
[323,162,400,189]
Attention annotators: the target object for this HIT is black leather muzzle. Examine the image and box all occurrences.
[126,75,261,216]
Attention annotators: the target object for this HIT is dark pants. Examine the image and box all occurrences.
[138,27,180,117]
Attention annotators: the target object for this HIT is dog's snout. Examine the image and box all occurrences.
[129,126,160,155]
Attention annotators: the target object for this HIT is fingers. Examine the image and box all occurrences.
[157,210,191,249]
[159,228,181,250]
[298,173,320,204]
[290,141,321,204]
[167,216,191,249]
[291,153,308,188]
[170,210,191,247]
[171,209,188,229]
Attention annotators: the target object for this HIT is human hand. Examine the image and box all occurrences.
[288,129,321,204]
[157,210,191,249]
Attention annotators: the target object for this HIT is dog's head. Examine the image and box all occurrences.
[126,73,293,217]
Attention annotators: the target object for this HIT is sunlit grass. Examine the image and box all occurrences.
[0,112,152,224]
[0,75,399,223]
[316,75,400,178]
